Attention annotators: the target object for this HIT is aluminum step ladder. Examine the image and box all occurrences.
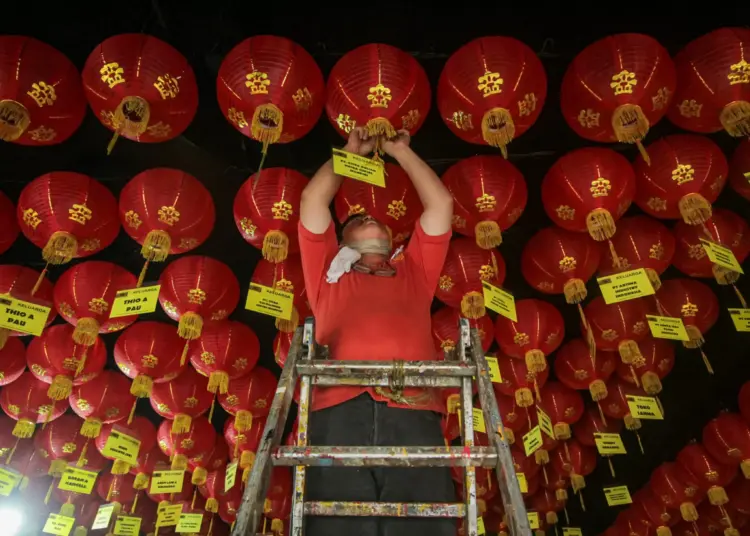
[230,317,530,536]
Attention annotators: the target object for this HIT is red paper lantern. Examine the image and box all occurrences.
[130,446,169,491]
[728,477,750,516]
[0,371,67,438]
[95,417,157,475]
[200,464,241,514]
[615,337,675,396]
[551,438,596,493]
[494,353,549,408]
[442,155,527,248]
[542,147,635,242]
[150,366,212,434]
[561,34,675,156]
[217,36,324,149]
[667,28,750,138]
[650,462,705,522]
[435,237,506,319]
[119,168,216,284]
[26,324,106,400]
[251,255,309,333]
[0,191,19,255]
[218,367,276,432]
[601,376,647,440]
[0,337,27,387]
[677,443,737,506]
[17,173,120,266]
[96,473,136,507]
[729,140,750,201]
[554,338,617,403]
[492,392,528,442]
[223,415,266,475]
[35,413,92,469]
[0,265,55,349]
[437,37,547,156]
[0,36,86,145]
[584,296,652,366]
[573,407,623,448]
[189,435,228,486]
[633,135,728,226]
[538,382,585,441]
[273,330,296,370]
[69,370,132,439]
[703,412,750,478]
[430,307,494,359]
[528,488,565,527]
[157,415,216,471]
[4,433,49,480]
[82,34,198,151]
[631,488,680,535]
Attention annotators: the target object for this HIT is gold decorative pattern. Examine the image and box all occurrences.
[58,302,75,318]
[272,200,293,221]
[146,122,172,138]
[62,357,79,371]
[448,111,473,131]
[275,278,294,294]
[574,369,589,381]
[6,404,19,416]
[225,394,239,407]
[210,310,229,321]
[22,208,41,229]
[105,407,120,419]
[347,204,366,216]
[671,164,695,186]
[28,125,57,142]
[632,321,648,335]
[142,354,158,368]
[517,93,537,117]
[452,214,467,229]
[477,71,503,97]
[188,288,207,305]
[336,114,356,133]
[80,239,101,252]
[537,282,554,292]
[156,403,170,413]
[507,206,524,225]
[559,256,577,273]
[555,206,575,221]
[367,84,392,108]
[233,358,248,370]
[646,197,667,212]
[610,70,638,95]
[124,210,142,230]
[292,88,313,111]
[564,407,577,418]
[658,358,671,372]
[679,100,702,118]
[239,218,257,238]
[162,301,178,315]
[614,256,631,270]
[478,264,496,281]
[158,206,180,226]
[401,110,420,130]
[62,442,77,454]
[545,331,560,346]
[440,339,456,352]
[688,244,706,260]
[99,110,116,128]
[254,399,268,409]
[577,109,600,128]
[728,60,750,85]
[100,63,126,88]
[245,72,271,94]
[38,405,52,416]
[183,397,198,409]
[651,87,671,111]
[600,329,619,341]
[681,301,698,317]
[228,108,249,128]
[387,200,407,220]
[649,242,664,260]
[69,204,92,225]
[154,74,180,99]
[88,298,109,315]
[106,322,128,332]
[590,178,611,198]
[513,333,530,346]
[27,81,57,107]
[438,275,454,291]
[179,238,198,250]
[200,351,215,365]
[180,438,195,450]
[30,364,47,377]
[475,193,496,213]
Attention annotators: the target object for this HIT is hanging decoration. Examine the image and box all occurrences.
[676,443,737,512]
[69,370,132,440]
[0,371,68,438]
[650,462,705,523]
[217,366,276,433]
[223,415,266,481]
[150,366,213,434]
[431,306,494,359]
[573,407,623,477]
[550,437,596,503]
[554,338,617,418]
[601,376,648,452]
[494,353,550,407]
[538,382,585,444]
[703,412,750,479]
[0,265,55,349]
[614,337,675,398]
[157,415,216,471]
[94,417,157,476]
[0,337,28,388]
[251,255,309,332]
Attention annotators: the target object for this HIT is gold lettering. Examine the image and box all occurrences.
[68,204,92,225]
[245,72,270,95]
[153,74,180,99]
[610,70,638,95]
[729,60,750,85]
[367,84,392,108]
[477,71,503,97]
[26,82,57,107]
[100,63,126,89]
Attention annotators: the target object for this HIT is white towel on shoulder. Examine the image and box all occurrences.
[326,246,361,284]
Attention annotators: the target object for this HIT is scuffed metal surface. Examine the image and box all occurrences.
[304,501,466,518]
[273,446,498,467]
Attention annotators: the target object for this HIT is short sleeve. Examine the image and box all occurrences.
[298,220,338,312]
[405,220,452,293]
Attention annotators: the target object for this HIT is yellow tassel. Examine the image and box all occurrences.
[611,104,650,162]
[683,325,705,350]
[589,379,607,401]
[525,349,547,374]
[133,473,149,490]
[130,493,138,515]
[680,502,698,522]
[741,459,750,479]
[563,279,587,305]
[178,312,203,340]
[80,418,102,439]
[48,375,73,401]
[708,485,729,506]
[45,479,53,504]
[554,423,571,441]
[208,371,229,395]
[131,375,154,398]
[172,414,192,435]
[645,268,662,291]
[515,387,533,408]
[571,473,585,493]
[235,410,253,432]
[275,306,299,333]
[180,340,190,366]
[656,527,672,536]
[460,291,485,319]
[205,498,219,513]
[77,441,89,467]
[481,108,515,158]
[618,340,642,365]
[262,230,290,263]
[535,449,549,466]
[725,529,741,536]
[0,328,8,350]
[271,519,284,535]
[713,264,741,286]
[12,419,35,439]
[678,193,712,226]
[49,459,68,476]
[191,466,208,486]
[208,396,216,423]
[474,221,502,249]
[0,100,30,141]
[240,450,255,469]
[242,466,251,484]
[141,230,172,263]
[112,459,130,475]
[505,428,515,445]
[624,414,641,431]
[546,512,558,526]
[250,103,283,146]
[107,96,151,155]
[171,454,188,471]
[642,371,662,395]
[555,488,568,502]
[73,317,100,346]
[365,117,397,144]
[60,502,76,517]
[446,394,460,414]
[137,260,150,289]
[128,398,138,425]
[719,100,750,138]
[586,208,616,241]
[42,231,78,265]
[73,527,88,536]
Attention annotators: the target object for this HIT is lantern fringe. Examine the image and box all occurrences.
[589,379,607,402]
[618,340,642,366]
[73,317,100,346]
[208,371,230,395]
[481,108,515,159]
[446,394,460,414]
[680,502,698,522]
[460,291,485,320]
[474,221,502,249]
[50,459,67,476]
[734,285,748,309]
[611,104,650,164]
[0,328,8,350]
[60,502,76,517]
[656,527,672,536]
[171,454,188,471]
[108,96,151,155]
[128,398,138,424]
[134,472,149,490]
[172,414,192,435]
[624,414,641,431]
[504,428,515,445]
[679,193,712,226]
[142,230,172,263]
[564,279,587,305]
[262,230,290,263]
[555,488,568,502]
[586,209,616,242]
[251,103,283,147]
[205,498,219,513]
[642,371,662,395]
[48,375,73,401]
[42,231,78,265]
[713,264,741,286]
[515,387,534,408]
[741,460,750,479]
[553,423,571,441]
[235,410,253,433]
[365,117,397,146]
[708,485,728,506]
[112,460,130,475]
[546,512,558,526]
[524,350,546,374]
[13,418,35,439]
[75,349,88,378]
[178,312,203,340]
[683,325,705,350]
[571,473,585,493]
[76,441,89,467]
[73,527,87,536]
[191,466,208,486]
[607,456,616,478]
[180,340,190,366]
[240,450,256,469]
[534,449,549,466]
[275,306,299,333]
[5,437,19,464]
[720,100,750,138]
[0,100,30,141]
[271,519,284,535]
[80,418,102,439]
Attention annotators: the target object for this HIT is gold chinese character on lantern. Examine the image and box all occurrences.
[26,81,57,107]
[28,125,57,142]
[275,278,294,294]
[225,394,239,407]
[62,442,77,454]
[440,339,456,352]
[681,301,698,317]
[100,62,126,89]
[228,108,249,129]
[632,321,648,335]
[478,264,496,281]
[292,88,313,111]
[438,275,454,291]
[367,83,392,108]
[651,87,671,111]
[154,74,180,99]
[179,238,198,250]
[200,351,215,365]
[475,193,496,213]
[559,256,577,273]
[254,399,268,409]
[188,288,207,305]
[688,243,706,260]
[646,197,667,212]
[555,205,575,221]
[671,164,695,186]
[610,70,638,95]
[62,357,79,371]
[30,364,46,377]
[272,200,293,220]
[387,200,407,220]
[146,122,172,138]
[601,329,619,341]
[577,109,600,128]
[451,214,467,229]
[513,332,530,346]
[537,281,554,292]
[649,242,664,260]
[158,206,181,226]
[57,302,75,318]
[142,354,158,368]
[347,204,366,216]
[678,100,702,118]
[728,59,750,85]
[239,218,257,238]
[183,397,198,409]
[69,203,93,225]
[80,239,101,252]
[517,94,537,117]
[245,71,271,95]
[336,114,356,133]
[401,110,420,130]
[181,438,195,450]
[105,407,120,419]
[22,208,41,229]
[477,71,503,97]
[88,297,109,314]
[590,178,611,198]
[448,111,473,131]
[233,358,248,371]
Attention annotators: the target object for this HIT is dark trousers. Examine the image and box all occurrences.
[306,394,456,536]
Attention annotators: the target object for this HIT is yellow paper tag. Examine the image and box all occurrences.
[477,516,486,535]
[744,171,750,182]
[457,408,486,434]
[176,513,204,533]
[58,465,97,494]
[597,268,655,304]
[245,283,293,321]
[0,466,21,496]
[485,356,502,383]
[646,314,689,341]
[523,426,543,457]
[102,429,141,465]
[92,504,117,530]
[110,285,160,319]
[563,528,583,536]
[729,309,750,332]
[482,282,517,321]
[157,503,184,528]
[43,513,75,536]
[332,148,386,187]
[0,296,51,336]
[114,516,142,536]
[537,407,554,439]
[626,395,663,420]
[528,512,540,529]
[150,470,185,494]
[517,472,528,493]
[225,461,238,492]
[594,433,627,455]
[701,239,744,274]
[604,485,632,506]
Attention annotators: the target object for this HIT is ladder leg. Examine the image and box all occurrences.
[458,319,478,536]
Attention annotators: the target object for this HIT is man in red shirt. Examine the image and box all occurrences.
[299,127,454,536]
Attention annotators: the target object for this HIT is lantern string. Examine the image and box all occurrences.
[31,264,49,296]
[700,348,714,375]
[635,430,644,455]
[733,284,748,308]
[607,457,615,479]
[137,259,150,288]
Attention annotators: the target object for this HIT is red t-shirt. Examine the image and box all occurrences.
[298,219,451,412]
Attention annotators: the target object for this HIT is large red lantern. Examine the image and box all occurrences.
[0,191,19,255]
[150,366,212,434]
[54,260,138,345]
[119,168,216,285]
[615,337,675,396]
[729,140,750,201]
[0,265,55,349]
[251,256,309,333]
[0,36,86,145]
[17,173,120,268]
[677,443,737,507]
[650,462,706,523]
[82,34,198,152]
[442,155,527,248]
[435,237,505,319]
[633,135,728,226]
[95,417,157,475]
[703,413,750,479]
[217,367,276,432]
[541,147,635,243]
[35,413,91,469]
[584,296,652,368]
[538,382,585,441]
[0,337,27,388]
[0,371,68,438]
[437,37,547,156]
[667,28,750,138]
[217,36,324,152]
[69,370,132,439]
[561,34,675,158]
[494,353,549,408]
[157,416,216,471]
[430,307,494,359]
[554,338,617,404]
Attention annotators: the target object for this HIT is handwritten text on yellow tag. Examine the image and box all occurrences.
[482,282,517,321]
[0,296,51,336]
[597,268,655,305]
[58,466,97,494]
[114,516,141,536]
[110,285,160,318]
[523,426,543,457]
[646,314,689,341]
[701,239,744,274]
[477,516,486,535]
[626,395,663,420]
[594,433,626,455]
[92,504,117,530]
[150,470,185,494]
[245,283,293,321]
[604,485,632,506]
[102,428,141,465]
[485,356,502,383]
[729,309,750,332]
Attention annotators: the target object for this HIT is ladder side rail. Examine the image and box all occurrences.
[296,360,475,377]
[458,318,479,536]
[273,446,498,467]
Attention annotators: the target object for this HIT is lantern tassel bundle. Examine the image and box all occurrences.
[106,96,151,155]
[611,104,651,164]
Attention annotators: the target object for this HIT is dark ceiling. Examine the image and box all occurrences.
[3,3,750,535]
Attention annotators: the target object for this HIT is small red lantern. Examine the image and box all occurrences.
[650,462,705,523]
[251,255,309,333]
[538,382,585,442]
[69,370,132,439]
[632,488,680,536]
[96,473,136,508]
[551,438,596,494]
[554,338,617,404]
[218,367,276,432]
[703,413,750,479]
[150,366,212,434]
[130,446,169,491]
[0,191,19,255]
[157,415,216,471]
[0,265,55,349]
[1,371,68,438]
[494,353,549,408]
[95,417,157,475]
[0,337,27,387]
[584,296,652,369]
[437,37,547,157]
[35,413,94,470]
[601,376,647,451]
[430,307,494,359]
[614,337,675,396]
[677,443,737,507]
[729,140,750,201]
[223,415,266,478]
[529,488,565,527]
[189,435,228,486]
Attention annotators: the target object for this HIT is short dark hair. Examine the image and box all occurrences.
[337,213,367,242]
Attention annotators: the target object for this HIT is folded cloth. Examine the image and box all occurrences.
[326,246,361,284]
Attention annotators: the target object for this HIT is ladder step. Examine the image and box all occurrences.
[304,501,466,518]
[273,446,498,467]
[296,361,473,387]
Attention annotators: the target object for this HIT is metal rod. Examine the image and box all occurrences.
[309,376,462,387]
[458,319,478,536]
[304,501,466,518]
[273,446,498,467]
[296,360,476,376]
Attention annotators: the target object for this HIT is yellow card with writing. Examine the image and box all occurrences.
[102,428,141,465]
[176,513,204,533]
[517,472,528,493]
[225,461,238,492]
[114,516,141,536]
[594,433,627,455]
[457,409,486,434]
[626,395,663,420]
[245,283,293,321]
[729,309,750,332]
[58,466,97,494]
[646,314,689,341]
[701,239,744,274]
[0,466,21,496]
[0,296,51,336]
[482,282,517,321]
[537,407,554,439]
[563,528,583,536]
[597,268,655,305]
[332,148,386,187]
[43,513,75,536]
[92,504,117,530]
[523,426,543,457]
[604,485,632,506]
[528,512,540,529]
[157,503,183,528]
[477,516,486,535]
[484,356,502,383]
[150,470,185,494]
[110,285,160,318]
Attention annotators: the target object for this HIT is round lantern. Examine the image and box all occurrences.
[573,407,623,477]
[35,413,91,469]
[82,34,198,152]
[223,415,266,477]
[119,168,216,285]
[703,413,750,479]
[561,34,675,158]
[729,140,750,201]
[326,43,431,156]
[584,296,652,371]
[442,155,527,248]
[554,338,617,405]
[0,265,55,349]
[130,446,169,491]
[650,462,706,523]
[0,36,86,145]
[677,443,737,507]
[599,215,676,291]
[26,324,106,400]
[633,135,728,226]
[157,416,216,471]
[95,417,157,475]
[0,191,19,255]
[0,337,27,387]
[4,433,49,482]
[190,436,228,486]
[69,370,132,439]
[494,353,550,408]
[17,173,120,268]
[550,438,596,495]
[632,487,680,536]
[542,147,635,243]
[96,473,136,508]
[431,307,494,359]
[538,382,585,442]
[334,163,423,246]
[218,367,276,432]
[251,256,309,332]
[667,28,750,138]
[1,371,68,438]
[217,36,324,151]
[615,337,675,396]
[437,37,547,156]
[601,376,647,452]
[529,487,565,527]
[150,366,212,434]
[435,237,506,319]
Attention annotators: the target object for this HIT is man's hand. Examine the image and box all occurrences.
[382,129,411,156]
[344,127,376,156]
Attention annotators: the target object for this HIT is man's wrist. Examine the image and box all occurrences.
[387,144,412,161]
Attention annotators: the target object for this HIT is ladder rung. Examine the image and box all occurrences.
[296,360,476,377]
[309,376,462,387]
[304,501,466,518]
[273,446,497,467]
